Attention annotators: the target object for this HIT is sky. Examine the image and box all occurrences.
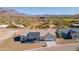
[8,7,79,15]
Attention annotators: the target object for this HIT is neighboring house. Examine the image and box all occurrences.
[56,28,79,40]
[14,28,57,44]
[68,29,79,40]
[14,32,40,43]
[0,24,8,28]
[43,33,56,41]
[27,32,40,41]
[43,33,56,47]
[61,31,69,39]
[56,28,69,38]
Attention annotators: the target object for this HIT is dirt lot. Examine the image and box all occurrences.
[0,29,46,51]
[0,37,46,51]
[29,43,79,51]
[0,28,79,51]
[28,38,79,51]
[56,38,79,44]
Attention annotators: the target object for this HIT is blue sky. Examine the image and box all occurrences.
[9,7,79,15]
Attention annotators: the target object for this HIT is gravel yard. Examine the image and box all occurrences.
[0,28,79,51]
[0,29,46,51]
[56,38,79,44]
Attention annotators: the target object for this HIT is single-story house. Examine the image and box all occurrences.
[43,33,56,41]
[27,32,40,41]
[14,29,57,43]
[42,32,56,47]
[14,32,40,43]
[68,29,79,40]
[56,28,69,38]
[21,32,40,43]
[56,28,79,40]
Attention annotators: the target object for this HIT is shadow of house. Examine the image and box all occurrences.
[14,35,20,41]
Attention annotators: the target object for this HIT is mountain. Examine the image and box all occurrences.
[0,7,79,20]
[0,8,26,16]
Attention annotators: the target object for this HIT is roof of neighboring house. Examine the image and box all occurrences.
[57,28,79,33]
[19,29,56,38]
[44,33,56,38]
[57,28,79,37]
[68,29,77,33]
[27,32,40,38]
[43,33,56,41]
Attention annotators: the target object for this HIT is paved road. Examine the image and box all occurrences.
[28,43,79,51]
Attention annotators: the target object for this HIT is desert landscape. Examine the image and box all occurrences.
[0,7,79,51]
[0,29,46,51]
[0,28,79,51]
